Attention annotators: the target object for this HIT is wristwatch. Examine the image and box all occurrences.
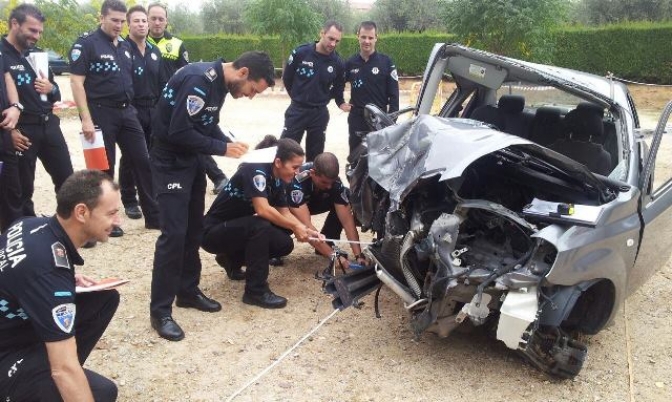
[10,102,23,112]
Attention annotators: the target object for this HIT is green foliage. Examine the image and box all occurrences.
[307,0,355,33]
[169,4,203,35]
[201,0,247,35]
[243,0,321,66]
[570,0,672,25]
[443,0,568,61]
[35,0,98,55]
[371,0,444,33]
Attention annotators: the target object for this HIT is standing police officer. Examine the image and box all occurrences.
[146,2,229,194]
[0,170,121,401]
[117,5,164,220]
[2,4,74,218]
[288,152,366,268]
[150,51,274,341]
[0,45,24,233]
[69,0,160,237]
[281,20,348,162]
[345,21,399,155]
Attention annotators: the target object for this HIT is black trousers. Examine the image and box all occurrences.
[119,104,153,208]
[150,150,206,318]
[202,215,294,295]
[17,115,74,216]
[307,199,343,241]
[281,103,330,162]
[0,290,120,402]
[89,103,159,226]
[347,109,370,156]
[0,131,22,233]
[202,155,226,184]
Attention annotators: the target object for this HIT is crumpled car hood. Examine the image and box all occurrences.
[366,115,608,209]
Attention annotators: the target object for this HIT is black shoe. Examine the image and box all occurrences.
[242,291,287,309]
[212,177,229,195]
[110,226,124,237]
[82,240,97,248]
[215,253,245,280]
[269,257,284,266]
[150,316,185,341]
[125,205,143,220]
[176,290,222,312]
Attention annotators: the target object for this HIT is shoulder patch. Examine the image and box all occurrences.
[70,49,81,62]
[205,67,218,82]
[52,303,76,334]
[183,51,189,63]
[186,95,205,116]
[391,68,399,82]
[253,174,267,192]
[291,189,304,205]
[51,242,70,270]
[341,187,350,203]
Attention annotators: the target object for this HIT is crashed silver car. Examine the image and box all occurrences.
[326,44,672,378]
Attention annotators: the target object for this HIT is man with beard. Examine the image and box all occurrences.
[147,2,229,195]
[1,4,74,218]
[149,51,275,341]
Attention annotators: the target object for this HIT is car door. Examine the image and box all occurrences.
[629,101,672,294]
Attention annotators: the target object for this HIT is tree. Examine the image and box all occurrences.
[35,0,98,56]
[201,0,248,35]
[308,0,355,33]
[569,0,672,25]
[443,0,568,61]
[244,0,321,70]
[371,0,444,33]
[169,4,203,35]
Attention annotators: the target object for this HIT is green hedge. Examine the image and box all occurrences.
[183,25,672,83]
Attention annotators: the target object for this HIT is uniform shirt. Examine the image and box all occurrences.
[288,163,350,208]
[0,47,9,153]
[147,31,188,89]
[152,59,229,156]
[127,38,164,102]
[205,162,288,223]
[282,42,345,108]
[1,38,61,115]
[68,27,134,103]
[345,51,399,113]
[0,216,81,352]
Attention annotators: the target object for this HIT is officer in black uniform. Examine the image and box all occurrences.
[287,152,366,268]
[146,2,229,194]
[2,4,74,218]
[118,5,164,220]
[0,43,23,233]
[69,0,159,237]
[345,21,399,156]
[0,169,120,401]
[150,51,275,341]
[281,20,348,162]
[201,136,319,309]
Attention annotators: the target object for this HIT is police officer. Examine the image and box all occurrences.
[150,51,274,341]
[0,169,121,401]
[2,4,74,218]
[201,136,319,309]
[118,5,163,220]
[146,2,229,194]
[0,46,24,233]
[345,21,399,156]
[288,152,366,268]
[281,20,348,162]
[69,0,159,237]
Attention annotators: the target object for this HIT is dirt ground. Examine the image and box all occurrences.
[27,76,672,401]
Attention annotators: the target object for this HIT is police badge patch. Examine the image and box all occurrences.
[205,67,217,82]
[341,188,350,203]
[291,189,304,204]
[253,174,266,192]
[70,49,81,62]
[391,68,399,81]
[51,242,70,270]
[183,51,189,62]
[52,303,76,333]
[372,67,379,75]
[186,95,205,116]
[151,53,158,61]
[166,43,173,52]
[327,66,334,73]
[125,50,131,59]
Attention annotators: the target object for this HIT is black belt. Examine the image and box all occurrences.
[19,113,53,125]
[132,98,157,108]
[291,101,325,110]
[92,100,130,109]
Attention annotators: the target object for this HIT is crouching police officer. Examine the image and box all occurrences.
[150,51,274,341]
[0,170,121,401]
[201,136,321,309]
[288,152,366,268]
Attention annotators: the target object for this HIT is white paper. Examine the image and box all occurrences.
[76,278,129,293]
[80,129,104,149]
[238,146,277,163]
[26,52,49,101]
